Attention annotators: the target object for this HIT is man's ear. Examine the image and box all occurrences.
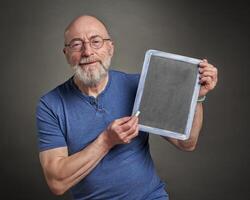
[63,48,71,65]
[108,41,114,56]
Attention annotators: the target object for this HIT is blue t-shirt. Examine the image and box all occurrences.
[36,70,168,200]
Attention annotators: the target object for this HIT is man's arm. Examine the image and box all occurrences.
[163,59,217,151]
[39,116,139,195]
[39,133,110,195]
[163,103,203,151]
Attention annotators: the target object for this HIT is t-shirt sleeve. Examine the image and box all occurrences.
[36,98,67,152]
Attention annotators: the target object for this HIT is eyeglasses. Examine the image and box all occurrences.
[65,35,111,52]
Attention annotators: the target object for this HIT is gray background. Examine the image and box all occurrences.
[1,0,249,199]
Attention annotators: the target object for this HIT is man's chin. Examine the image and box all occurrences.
[73,64,108,87]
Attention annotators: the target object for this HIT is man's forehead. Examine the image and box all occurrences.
[64,16,109,42]
[65,29,105,41]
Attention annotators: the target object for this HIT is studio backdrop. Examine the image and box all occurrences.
[0,0,249,199]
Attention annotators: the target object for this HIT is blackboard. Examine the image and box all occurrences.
[133,50,201,140]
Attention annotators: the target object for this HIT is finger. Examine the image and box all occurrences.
[114,116,131,125]
[199,66,217,73]
[198,59,208,68]
[124,139,131,144]
[121,120,138,138]
[199,71,216,79]
[199,62,214,69]
[200,71,218,84]
[199,76,212,84]
[128,115,139,122]
[120,116,138,132]
[201,77,217,89]
[120,118,138,133]
[124,125,139,143]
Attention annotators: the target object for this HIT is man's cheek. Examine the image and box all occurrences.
[70,55,80,66]
[98,51,109,60]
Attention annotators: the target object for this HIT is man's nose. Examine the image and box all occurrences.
[81,42,94,57]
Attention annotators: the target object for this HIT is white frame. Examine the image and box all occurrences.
[132,49,201,140]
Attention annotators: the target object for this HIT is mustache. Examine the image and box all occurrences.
[79,57,100,64]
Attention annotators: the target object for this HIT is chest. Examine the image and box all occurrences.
[62,88,136,154]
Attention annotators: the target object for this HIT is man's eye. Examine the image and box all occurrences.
[72,43,81,47]
[92,40,101,44]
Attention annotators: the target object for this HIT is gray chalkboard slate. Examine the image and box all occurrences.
[132,50,201,140]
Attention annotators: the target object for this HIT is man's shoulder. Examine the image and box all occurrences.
[38,77,72,107]
[110,69,140,84]
[110,69,140,77]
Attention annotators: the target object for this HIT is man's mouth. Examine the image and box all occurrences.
[79,61,98,66]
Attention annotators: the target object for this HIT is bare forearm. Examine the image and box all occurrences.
[165,103,203,151]
[181,102,203,149]
[58,133,110,177]
[44,132,112,194]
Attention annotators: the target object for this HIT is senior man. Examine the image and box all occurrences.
[36,15,218,200]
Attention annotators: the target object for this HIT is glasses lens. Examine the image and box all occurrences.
[67,36,108,51]
[69,40,83,51]
[90,36,103,49]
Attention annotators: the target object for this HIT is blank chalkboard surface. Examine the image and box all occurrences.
[132,50,201,140]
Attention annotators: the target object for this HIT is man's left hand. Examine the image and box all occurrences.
[198,59,218,97]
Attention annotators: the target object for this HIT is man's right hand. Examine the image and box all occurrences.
[102,116,139,148]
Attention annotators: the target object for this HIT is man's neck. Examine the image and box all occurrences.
[73,74,109,98]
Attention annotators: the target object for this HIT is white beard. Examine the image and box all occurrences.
[73,56,111,87]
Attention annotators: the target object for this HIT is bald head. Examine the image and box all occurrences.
[64,15,110,44]
[63,15,114,87]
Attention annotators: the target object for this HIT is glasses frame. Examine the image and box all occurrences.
[64,35,111,52]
